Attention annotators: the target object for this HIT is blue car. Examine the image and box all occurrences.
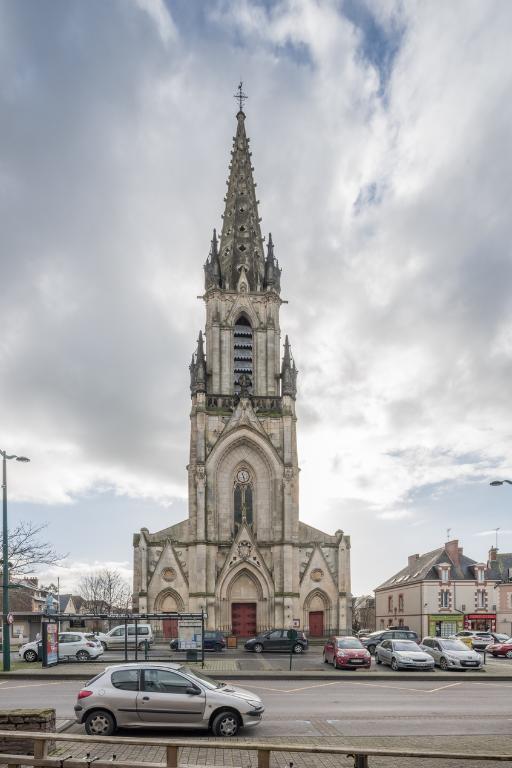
[170,630,226,652]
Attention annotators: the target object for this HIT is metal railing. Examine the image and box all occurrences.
[0,730,511,768]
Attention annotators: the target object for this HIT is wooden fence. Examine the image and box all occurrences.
[0,730,511,768]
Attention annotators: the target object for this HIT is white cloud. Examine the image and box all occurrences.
[1,0,512,592]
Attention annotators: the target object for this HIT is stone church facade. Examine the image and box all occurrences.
[132,106,351,637]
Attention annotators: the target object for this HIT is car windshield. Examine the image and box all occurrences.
[85,634,97,641]
[394,641,418,651]
[181,666,224,690]
[337,639,364,649]
[440,640,468,651]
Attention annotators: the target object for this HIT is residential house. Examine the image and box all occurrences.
[375,539,499,638]
[487,548,512,638]
[0,578,58,646]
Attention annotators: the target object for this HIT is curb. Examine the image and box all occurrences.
[1,670,512,682]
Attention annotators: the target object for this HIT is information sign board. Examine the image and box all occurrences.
[178,619,203,651]
[42,622,59,667]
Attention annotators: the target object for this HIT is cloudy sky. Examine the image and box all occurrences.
[2,0,512,596]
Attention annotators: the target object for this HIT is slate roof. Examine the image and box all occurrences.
[376,544,488,591]
[488,552,512,582]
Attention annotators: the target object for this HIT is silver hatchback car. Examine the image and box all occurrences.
[75,663,264,737]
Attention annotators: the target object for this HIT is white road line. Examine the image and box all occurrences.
[0,681,67,691]
[249,680,464,695]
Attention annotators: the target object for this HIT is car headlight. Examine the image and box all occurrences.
[247,700,261,708]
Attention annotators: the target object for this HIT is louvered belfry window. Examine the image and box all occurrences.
[234,316,253,393]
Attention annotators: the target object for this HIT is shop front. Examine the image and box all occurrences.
[464,614,496,631]
[428,614,464,638]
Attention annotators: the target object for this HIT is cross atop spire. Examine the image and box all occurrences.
[234,81,248,114]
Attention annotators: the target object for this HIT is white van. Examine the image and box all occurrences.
[96,624,154,651]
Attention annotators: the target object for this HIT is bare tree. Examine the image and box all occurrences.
[78,568,132,614]
[0,521,65,577]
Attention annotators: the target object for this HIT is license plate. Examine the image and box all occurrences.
[350,659,363,663]
[464,661,478,666]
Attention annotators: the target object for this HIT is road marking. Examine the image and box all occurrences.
[0,681,67,691]
[247,680,463,695]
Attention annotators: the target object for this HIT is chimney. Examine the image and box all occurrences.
[488,546,498,565]
[408,554,419,571]
[445,539,460,567]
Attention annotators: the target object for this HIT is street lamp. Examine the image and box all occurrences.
[1,450,30,672]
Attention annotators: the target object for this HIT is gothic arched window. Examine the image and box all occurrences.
[234,468,253,530]
[234,315,253,394]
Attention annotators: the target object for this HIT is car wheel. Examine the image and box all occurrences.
[76,650,90,662]
[253,643,264,654]
[293,643,303,654]
[100,642,107,651]
[215,643,223,652]
[506,650,512,659]
[440,657,448,671]
[492,653,498,657]
[138,642,146,650]
[368,645,376,655]
[323,653,328,664]
[212,710,240,737]
[391,658,399,671]
[376,655,382,665]
[24,649,38,663]
[85,710,116,737]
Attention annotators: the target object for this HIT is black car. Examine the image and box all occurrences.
[362,629,419,655]
[245,629,308,654]
[169,630,226,652]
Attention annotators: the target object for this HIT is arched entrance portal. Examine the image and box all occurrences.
[230,571,259,636]
[304,590,330,637]
[155,589,183,640]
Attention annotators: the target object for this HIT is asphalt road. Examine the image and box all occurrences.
[2,675,512,738]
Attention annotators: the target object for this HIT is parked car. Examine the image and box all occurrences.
[376,639,434,671]
[74,663,264,737]
[486,638,512,658]
[19,632,104,663]
[362,630,419,655]
[323,636,371,670]
[95,624,154,651]
[455,631,495,651]
[244,629,308,654]
[420,637,483,670]
[170,631,226,652]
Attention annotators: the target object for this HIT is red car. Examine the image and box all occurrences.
[323,635,371,670]
[487,639,512,658]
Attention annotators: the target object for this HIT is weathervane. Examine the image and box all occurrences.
[234,81,248,113]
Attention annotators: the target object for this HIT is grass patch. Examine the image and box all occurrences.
[0,661,39,671]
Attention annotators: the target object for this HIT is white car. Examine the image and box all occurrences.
[19,632,104,663]
[376,639,435,670]
[95,624,154,651]
[421,637,483,670]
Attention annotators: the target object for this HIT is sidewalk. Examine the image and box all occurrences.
[2,660,512,682]
[51,730,512,768]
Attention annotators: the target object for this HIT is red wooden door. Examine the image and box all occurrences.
[162,618,178,639]
[309,611,324,637]
[231,602,257,636]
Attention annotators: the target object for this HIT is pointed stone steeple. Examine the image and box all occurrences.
[204,228,221,290]
[189,331,207,394]
[281,334,298,398]
[264,232,281,292]
[217,110,265,292]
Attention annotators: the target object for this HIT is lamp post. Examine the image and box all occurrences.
[1,450,30,671]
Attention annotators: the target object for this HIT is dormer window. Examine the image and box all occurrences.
[441,569,449,583]
[477,568,485,583]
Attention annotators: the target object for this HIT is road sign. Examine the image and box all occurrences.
[6,613,14,625]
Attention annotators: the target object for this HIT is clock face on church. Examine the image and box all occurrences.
[236,468,250,483]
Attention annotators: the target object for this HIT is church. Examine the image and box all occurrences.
[132,99,352,637]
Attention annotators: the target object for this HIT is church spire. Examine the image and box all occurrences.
[281,335,297,398]
[217,100,265,292]
[190,330,207,394]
